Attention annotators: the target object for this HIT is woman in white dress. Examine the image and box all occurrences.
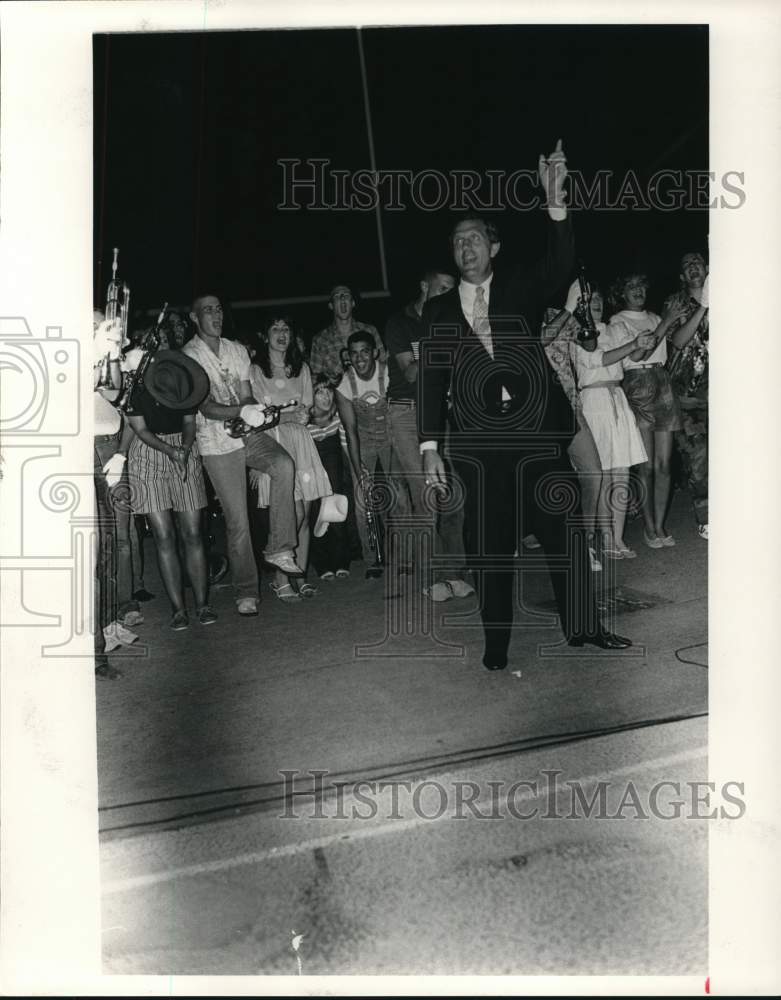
[249,316,332,600]
[570,288,653,559]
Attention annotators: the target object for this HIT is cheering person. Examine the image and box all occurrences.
[250,316,332,601]
[125,349,216,630]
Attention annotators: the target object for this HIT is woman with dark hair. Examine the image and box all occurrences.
[249,316,332,601]
[607,274,687,548]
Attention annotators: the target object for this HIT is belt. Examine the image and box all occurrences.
[388,398,416,408]
[95,430,121,443]
[627,363,662,370]
[580,381,622,423]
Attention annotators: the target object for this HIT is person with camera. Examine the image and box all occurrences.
[181,293,304,617]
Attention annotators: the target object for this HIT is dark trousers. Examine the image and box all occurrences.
[454,445,599,660]
[310,434,351,575]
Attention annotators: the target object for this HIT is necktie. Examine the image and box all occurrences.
[472,285,494,358]
[472,283,511,404]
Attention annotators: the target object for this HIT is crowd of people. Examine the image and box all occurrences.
[92,154,709,678]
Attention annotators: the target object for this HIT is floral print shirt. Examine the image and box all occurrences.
[663,290,709,403]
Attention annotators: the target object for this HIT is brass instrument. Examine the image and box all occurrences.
[361,473,384,568]
[94,350,115,391]
[575,261,599,341]
[115,302,168,412]
[224,399,298,438]
[98,247,130,388]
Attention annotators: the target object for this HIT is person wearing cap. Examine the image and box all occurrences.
[125,349,215,630]
[309,285,385,383]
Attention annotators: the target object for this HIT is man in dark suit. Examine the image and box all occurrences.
[417,140,631,670]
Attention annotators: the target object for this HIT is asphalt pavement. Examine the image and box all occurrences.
[96,488,708,975]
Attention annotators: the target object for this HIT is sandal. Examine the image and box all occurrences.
[335,568,350,579]
[320,571,336,581]
[270,582,301,602]
[297,582,319,598]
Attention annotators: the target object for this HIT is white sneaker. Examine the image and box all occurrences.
[103,621,138,651]
[236,597,259,616]
[423,582,454,602]
[265,551,305,577]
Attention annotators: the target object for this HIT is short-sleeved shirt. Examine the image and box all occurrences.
[608,310,665,369]
[570,322,625,386]
[309,320,384,382]
[125,384,197,435]
[336,365,385,405]
[664,290,709,402]
[181,335,251,455]
[384,302,421,401]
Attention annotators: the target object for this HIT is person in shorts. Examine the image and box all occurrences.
[125,349,216,630]
[607,274,687,548]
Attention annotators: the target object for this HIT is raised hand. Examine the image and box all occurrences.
[564,278,582,316]
[538,138,568,209]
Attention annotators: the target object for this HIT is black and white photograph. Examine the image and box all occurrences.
[0,1,779,995]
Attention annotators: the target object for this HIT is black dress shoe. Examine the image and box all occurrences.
[482,653,508,671]
[568,631,632,650]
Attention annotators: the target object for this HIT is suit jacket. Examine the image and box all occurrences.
[417,216,576,452]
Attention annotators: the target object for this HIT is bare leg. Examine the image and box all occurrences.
[147,509,185,613]
[653,431,674,535]
[175,508,209,609]
[637,424,657,539]
[610,468,630,549]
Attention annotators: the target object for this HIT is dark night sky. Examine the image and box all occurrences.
[93,24,708,339]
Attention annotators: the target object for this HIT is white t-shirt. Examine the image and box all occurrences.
[336,366,385,405]
[608,310,665,368]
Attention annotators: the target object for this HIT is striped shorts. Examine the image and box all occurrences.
[127,432,207,514]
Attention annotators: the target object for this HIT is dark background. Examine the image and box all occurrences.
[93,24,708,342]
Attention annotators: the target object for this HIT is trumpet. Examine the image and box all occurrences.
[94,350,116,391]
[115,302,168,412]
[574,261,599,341]
[223,399,298,438]
[97,247,130,389]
